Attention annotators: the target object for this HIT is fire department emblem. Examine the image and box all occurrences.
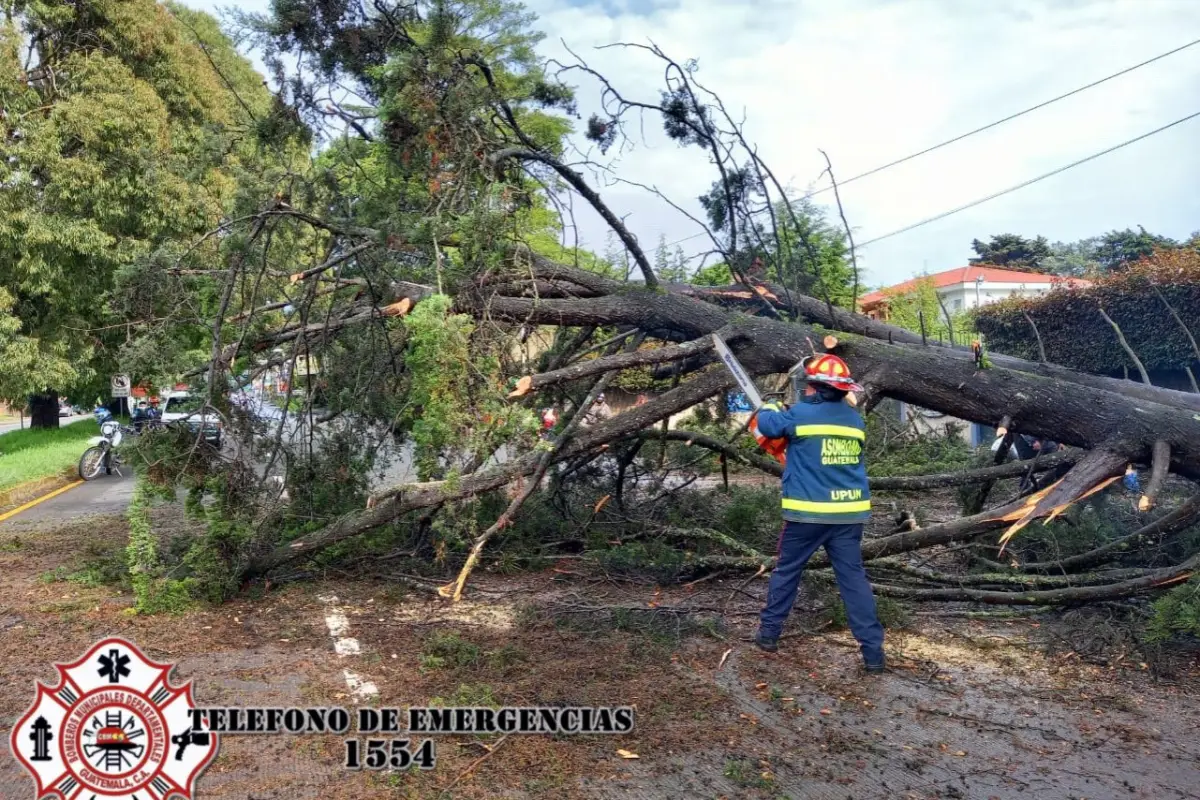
[9,637,218,800]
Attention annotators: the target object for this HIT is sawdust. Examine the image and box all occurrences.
[386,597,519,630]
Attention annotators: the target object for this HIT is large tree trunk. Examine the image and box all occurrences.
[243,262,1200,580]
[462,278,1200,479]
[28,391,59,429]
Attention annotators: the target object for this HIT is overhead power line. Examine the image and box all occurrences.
[802,36,1200,201]
[656,37,1200,251]
[855,108,1200,248]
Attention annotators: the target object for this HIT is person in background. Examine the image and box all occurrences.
[132,399,150,432]
[752,354,886,674]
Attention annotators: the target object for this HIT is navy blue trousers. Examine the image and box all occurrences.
[758,521,885,664]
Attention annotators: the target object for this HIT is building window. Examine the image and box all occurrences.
[951,298,962,311]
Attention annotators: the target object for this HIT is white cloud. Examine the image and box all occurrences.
[526,0,1200,286]
[184,0,1200,288]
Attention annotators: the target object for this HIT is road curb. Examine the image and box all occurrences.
[0,469,76,512]
[0,473,83,522]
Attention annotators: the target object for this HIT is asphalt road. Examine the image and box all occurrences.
[0,468,135,531]
[0,413,90,436]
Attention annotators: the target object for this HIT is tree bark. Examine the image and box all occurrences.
[28,391,60,429]
[873,552,1198,604]
[680,278,1200,413]
[463,290,1200,480]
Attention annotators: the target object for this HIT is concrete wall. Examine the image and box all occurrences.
[938,281,1053,312]
[896,403,996,448]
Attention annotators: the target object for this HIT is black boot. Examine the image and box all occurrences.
[864,656,886,674]
[755,632,779,652]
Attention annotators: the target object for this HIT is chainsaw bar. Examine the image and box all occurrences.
[711,333,764,410]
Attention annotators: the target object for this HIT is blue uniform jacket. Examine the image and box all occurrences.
[756,394,871,524]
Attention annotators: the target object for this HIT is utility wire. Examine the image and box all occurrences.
[803,36,1200,200]
[855,108,1200,248]
[656,37,1200,250]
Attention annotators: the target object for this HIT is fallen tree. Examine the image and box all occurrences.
[122,3,1200,611]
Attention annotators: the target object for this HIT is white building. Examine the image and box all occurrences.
[858,265,1087,320]
[858,265,1090,447]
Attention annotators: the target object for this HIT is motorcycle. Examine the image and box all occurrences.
[78,410,128,480]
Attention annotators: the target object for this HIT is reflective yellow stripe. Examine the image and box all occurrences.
[793,424,864,440]
[782,498,872,514]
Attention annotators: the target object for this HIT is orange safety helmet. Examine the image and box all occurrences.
[803,354,862,393]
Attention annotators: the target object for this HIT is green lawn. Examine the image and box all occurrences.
[0,420,100,491]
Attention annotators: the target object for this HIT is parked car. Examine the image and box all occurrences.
[160,391,223,446]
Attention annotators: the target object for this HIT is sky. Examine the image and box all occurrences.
[187,0,1200,289]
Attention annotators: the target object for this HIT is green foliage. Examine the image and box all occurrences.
[0,419,99,490]
[766,197,858,308]
[873,277,975,345]
[654,234,691,282]
[864,407,975,478]
[969,233,1052,270]
[1040,238,1102,278]
[974,228,1183,277]
[975,248,1200,373]
[285,426,374,523]
[999,501,1131,564]
[691,262,733,286]
[401,295,474,465]
[592,541,687,582]
[399,294,536,479]
[0,0,280,403]
[1146,577,1200,643]
[126,481,195,615]
[1093,227,1179,272]
[420,630,483,671]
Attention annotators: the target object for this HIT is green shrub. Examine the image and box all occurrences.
[420,631,482,670]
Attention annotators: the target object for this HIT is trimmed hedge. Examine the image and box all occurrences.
[975,249,1200,373]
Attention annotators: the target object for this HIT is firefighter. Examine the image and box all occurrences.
[753,353,886,673]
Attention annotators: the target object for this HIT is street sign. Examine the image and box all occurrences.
[110,375,131,398]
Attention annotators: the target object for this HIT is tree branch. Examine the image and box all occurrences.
[489,147,657,289]
[1098,306,1151,385]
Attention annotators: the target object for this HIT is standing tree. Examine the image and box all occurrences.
[969,233,1052,271]
[654,234,690,282]
[1093,227,1178,272]
[0,0,278,425]
[1039,237,1102,277]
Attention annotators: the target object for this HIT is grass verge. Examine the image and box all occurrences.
[0,420,99,491]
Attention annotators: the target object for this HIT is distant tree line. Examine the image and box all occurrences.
[969,228,1200,277]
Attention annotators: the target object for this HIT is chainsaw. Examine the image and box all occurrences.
[711,334,789,466]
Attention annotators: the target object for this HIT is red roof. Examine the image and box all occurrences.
[858,266,1089,307]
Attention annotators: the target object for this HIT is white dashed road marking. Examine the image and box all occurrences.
[317,593,379,701]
